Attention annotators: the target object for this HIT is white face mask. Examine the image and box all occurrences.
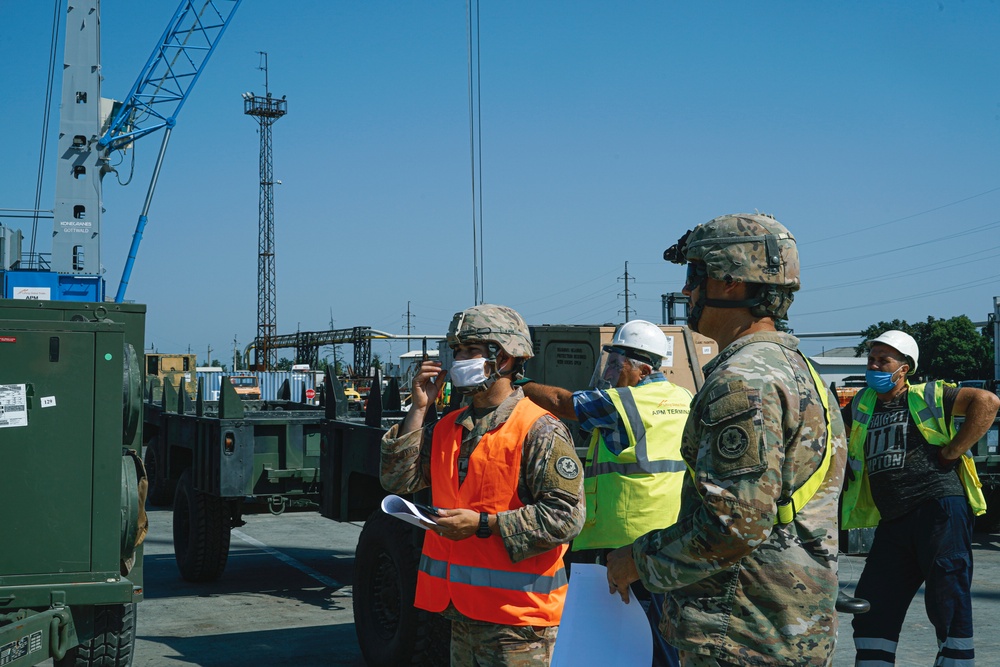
[450,358,488,388]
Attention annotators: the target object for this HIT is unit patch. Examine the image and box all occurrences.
[717,425,750,459]
[555,456,580,480]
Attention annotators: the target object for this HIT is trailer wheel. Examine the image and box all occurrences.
[143,438,174,507]
[173,468,231,582]
[54,603,137,667]
[353,510,450,667]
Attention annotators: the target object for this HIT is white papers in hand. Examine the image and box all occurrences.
[551,563,654,667]
[381,494,439,530]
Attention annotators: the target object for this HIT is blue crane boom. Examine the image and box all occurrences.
[107,0,242,303]
[0,0,240,303]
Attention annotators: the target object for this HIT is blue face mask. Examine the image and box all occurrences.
[865,367,901,393]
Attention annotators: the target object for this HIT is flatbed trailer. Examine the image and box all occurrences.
[142,370,446,666]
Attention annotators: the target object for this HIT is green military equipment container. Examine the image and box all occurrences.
[0,299,146,667]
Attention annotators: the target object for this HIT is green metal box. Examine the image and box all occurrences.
[0,300,145,666]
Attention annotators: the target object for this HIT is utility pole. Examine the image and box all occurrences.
[206,344,212,367]
[233,335,239,371]
[243,52,287,370]
[405,301,413,352]
[618,261,636,322]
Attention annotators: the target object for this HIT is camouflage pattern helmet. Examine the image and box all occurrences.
[668,213,800,289]
[446,304,534,359]
[664,213,800,320]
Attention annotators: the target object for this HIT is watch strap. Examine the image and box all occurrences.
[476,511,491,538]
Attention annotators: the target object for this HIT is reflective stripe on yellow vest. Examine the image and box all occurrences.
[682,354,835,525]
[573,381,691,550]
[775,357,835,524]
[841,382,987,529]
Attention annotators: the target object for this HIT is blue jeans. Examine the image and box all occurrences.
[852,496,974,666]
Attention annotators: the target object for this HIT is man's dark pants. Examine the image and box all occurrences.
[852,495,974,665]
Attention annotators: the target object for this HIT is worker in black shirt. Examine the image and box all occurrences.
[841,330,999,667]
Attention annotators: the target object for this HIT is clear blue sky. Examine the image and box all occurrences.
[3,0,999,367]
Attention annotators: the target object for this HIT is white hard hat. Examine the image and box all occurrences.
[869,330,919,375]
[608,320,669,364]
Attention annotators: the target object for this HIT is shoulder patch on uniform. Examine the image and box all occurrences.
[555,456,580,480]
[716,425,750,459]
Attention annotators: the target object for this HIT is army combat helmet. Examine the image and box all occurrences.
[446,304,533,393]
[663,213,800,328]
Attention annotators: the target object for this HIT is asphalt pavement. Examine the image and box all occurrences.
[41,508,1000,666]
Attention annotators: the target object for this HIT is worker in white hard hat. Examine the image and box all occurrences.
[520,319,691,667]
[842,329,999,667]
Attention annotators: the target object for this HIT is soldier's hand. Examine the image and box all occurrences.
[606,545,640,604]
[411,360,447,411]
[432,508,479,541]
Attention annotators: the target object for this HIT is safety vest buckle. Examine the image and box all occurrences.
[776,497,795,525]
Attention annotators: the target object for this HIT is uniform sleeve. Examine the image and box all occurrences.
[496,415,586,563]
[632,377,783,592]
[379,422,434,495]
[572,389,620,434]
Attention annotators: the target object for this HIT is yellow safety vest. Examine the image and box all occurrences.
[840,382,987,529]
[573,381,691,551]
[683,354,836,526]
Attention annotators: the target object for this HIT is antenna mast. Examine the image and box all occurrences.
[243,52,287,370]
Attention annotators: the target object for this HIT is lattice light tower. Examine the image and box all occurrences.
[242,53,286,370]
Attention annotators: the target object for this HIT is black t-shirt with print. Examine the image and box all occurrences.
[841,386,964,521]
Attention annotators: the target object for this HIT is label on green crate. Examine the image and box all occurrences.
[0,384,28,429]
[0,630,43,666]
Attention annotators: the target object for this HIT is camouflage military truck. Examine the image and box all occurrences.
[0,300,146,667]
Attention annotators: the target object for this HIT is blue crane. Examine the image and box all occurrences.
[106,0,243,303]
[0,0,241,303]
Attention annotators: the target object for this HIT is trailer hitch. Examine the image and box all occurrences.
[268,495,288,515]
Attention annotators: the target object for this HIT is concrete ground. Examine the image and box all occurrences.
[41,509,1000,666]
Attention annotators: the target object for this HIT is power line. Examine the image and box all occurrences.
[802,185,1000,246]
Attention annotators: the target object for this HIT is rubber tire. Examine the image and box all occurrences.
[143,439,174,507]
[173,468,232,582]
[54,603,137,667]
[353,510,450,667]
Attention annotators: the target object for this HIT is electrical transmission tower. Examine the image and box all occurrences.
[243,52,286,370]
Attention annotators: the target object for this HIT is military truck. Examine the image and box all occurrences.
[0,300,146,667]
[142,322,712,667]
[144,352,198,400]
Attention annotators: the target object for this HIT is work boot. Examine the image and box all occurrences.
[836,589,870,614]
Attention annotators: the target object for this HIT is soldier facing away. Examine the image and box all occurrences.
[606,213,848,666]
[380,304,585,666]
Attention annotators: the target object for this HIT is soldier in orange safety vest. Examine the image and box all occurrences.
[380,304,585,665]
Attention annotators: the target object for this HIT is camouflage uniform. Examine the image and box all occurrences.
[632,331,847,666]
[381,386,585,664]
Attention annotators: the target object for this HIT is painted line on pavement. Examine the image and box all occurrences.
[232,529,343,589]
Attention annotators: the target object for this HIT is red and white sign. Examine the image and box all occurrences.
[305,388,316,400]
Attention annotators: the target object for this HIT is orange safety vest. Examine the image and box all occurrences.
[414,398,569,626]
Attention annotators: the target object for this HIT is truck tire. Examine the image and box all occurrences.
[353,510,450,667]
[54,603,137,667]
[173,468,231,582]
[143,439,174,507]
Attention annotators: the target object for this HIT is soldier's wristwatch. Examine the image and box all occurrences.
[476,512,491,538]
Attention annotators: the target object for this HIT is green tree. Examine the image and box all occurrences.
[855,316,993,382]
[274,357,294,371]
